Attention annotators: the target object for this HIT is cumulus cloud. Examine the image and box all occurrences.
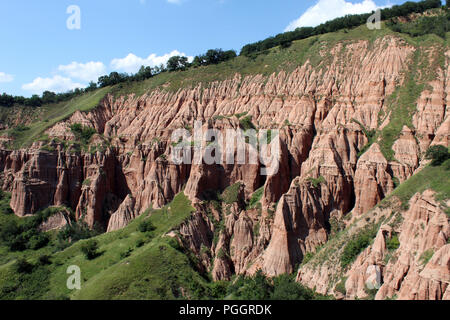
[285,0,384,31]
[22,75,84,95]
[20,49,194,95]
[0,72,14,83]
[111,50,194,74]
[58,61,106,82]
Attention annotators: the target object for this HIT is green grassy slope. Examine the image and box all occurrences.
[0,192,217,300]
[388,160,450,207]
[0,190,332,300]
[0,87,111,149]
[69,193,203,300]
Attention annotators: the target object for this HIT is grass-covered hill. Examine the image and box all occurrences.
[0,189,332,300]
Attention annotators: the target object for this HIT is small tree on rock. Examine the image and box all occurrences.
[425,145,450,166]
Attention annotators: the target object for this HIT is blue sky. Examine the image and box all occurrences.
[0,0,420,97]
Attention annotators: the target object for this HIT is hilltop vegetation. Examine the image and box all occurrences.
[0,0,445,111]
[1,6,448,152]
[387,10,450,38]
[0,87,110,148]
[0,2,447,151]
[240,0,443,56]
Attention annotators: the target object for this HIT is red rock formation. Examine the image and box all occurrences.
[258,178,329,276]
[391,126,420,183]
[353,143,394,216]
[38,210,70,232]
[374,190,450,300]
[0,35,448,299]
[107,195,136,232]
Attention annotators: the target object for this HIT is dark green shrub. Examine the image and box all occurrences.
[135,239,145,248]
[392,177,401,188]
[192,49,237,67]
[120,247,133,259]
[0,220,21,243]
[0,207,64,251]
[38,255,52,266]
[80,240,99,260]
[208,281,228,299]
[9,235,28,251]
[0,219,50,251]
[57,220,102,249]
[167,237,183,251]
[70,123,97,145]
[226,271,331,300]
[232,270,272,300]
[1,264,51,300]
[280,40,292,49]
[15,258,34,274]
[0,191,13,215]
[10,125,30,137]
[386,234,400,251]
[138,220,156,233]
[387,13,450,39]
[28,233,50,250]
[341,225,378,268]
[239,116,256,131]
[426,145,450,166]
[271,274,317,300]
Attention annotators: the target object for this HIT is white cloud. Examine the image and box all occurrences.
[285,0,385,31]
[22,75,84,94]
[167,0,183,4]
[58,61,106,82]
[20,49,197,95]
[0,72,14,83]
[111,50,194,74]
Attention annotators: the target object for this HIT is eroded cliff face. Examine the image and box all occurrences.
[373,191,450,300]
[297,190,449,300]
[0,35,449,297]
